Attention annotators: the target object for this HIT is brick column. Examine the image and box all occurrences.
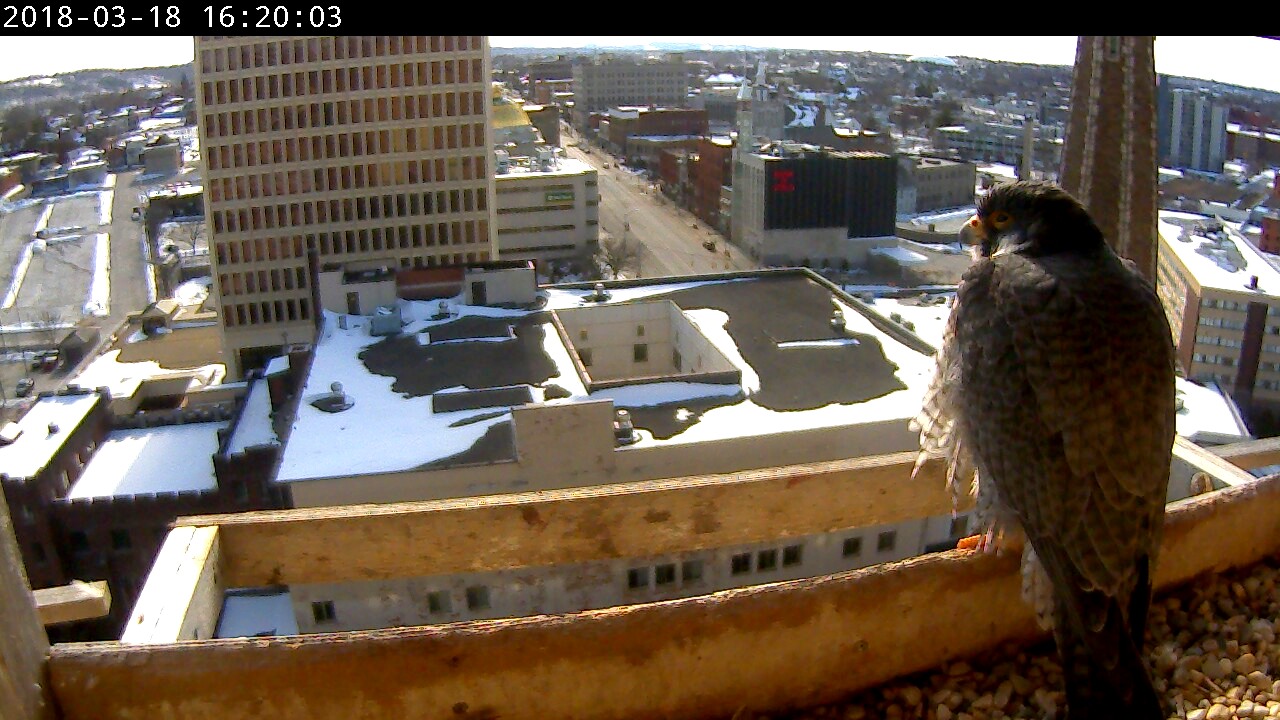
[1059,36,1159,284]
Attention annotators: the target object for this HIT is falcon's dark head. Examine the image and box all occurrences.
[959,181,1105,259]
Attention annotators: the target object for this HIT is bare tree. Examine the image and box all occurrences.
[165,221,204,257]
[595,236,642,280]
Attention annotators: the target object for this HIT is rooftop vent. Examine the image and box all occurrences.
[613,409,638,446]
[432,300,452,321]
[830,309,846,331]
[310,382,354,413]
[1248,275,1261,291]
[585,283,611,303]
[47,423,59,435]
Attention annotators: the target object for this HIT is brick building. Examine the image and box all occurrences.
[0,376,290,641]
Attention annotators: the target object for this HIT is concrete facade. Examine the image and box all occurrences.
[195,36,496,377]
[1169,89,1228,173]
[571,57,690,130]
[494,158,598,265]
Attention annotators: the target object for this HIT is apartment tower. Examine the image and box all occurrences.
[194,36,495,376]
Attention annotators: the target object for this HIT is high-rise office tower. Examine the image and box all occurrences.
[194,36,495,376]
[1169,88,1229,174]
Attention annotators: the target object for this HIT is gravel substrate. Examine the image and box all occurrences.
[738,555,1280,720]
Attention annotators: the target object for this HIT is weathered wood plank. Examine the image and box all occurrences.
[121,527,222,645]
[1209,436,1280,470]
[46,466,1280,720]
[1,490,55,720]
[33,582,111,627]
[177,452,964,587]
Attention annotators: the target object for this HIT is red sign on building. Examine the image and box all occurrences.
[772,169,795,193]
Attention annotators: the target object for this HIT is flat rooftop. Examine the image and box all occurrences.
[863,293,1250,444]
[66,421,226,499]
[0,393,101,480]
[275,272,937,484]
[497,157,594,179]
[1157,210,1280,297]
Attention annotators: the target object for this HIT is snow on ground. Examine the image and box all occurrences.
[67,422,225,499]
[83,232,110,316]
[174,277,211,305]
[2,241,34,310]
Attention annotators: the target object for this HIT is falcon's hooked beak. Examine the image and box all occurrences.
[959,215,986,257]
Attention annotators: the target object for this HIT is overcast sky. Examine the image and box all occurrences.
[1,36,1277,94]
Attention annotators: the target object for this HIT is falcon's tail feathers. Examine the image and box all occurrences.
[1053,589,1166,720]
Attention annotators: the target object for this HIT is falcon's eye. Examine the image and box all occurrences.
[990,211,1013,229]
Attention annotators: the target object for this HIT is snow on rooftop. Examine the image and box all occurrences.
[264,355,290,377]
[72,349,225,399]
[226,379,278,455]
[275,307,517,483]
[279,277,939,480]
[1158,210,1280,295]
[216,590,298,638]
[869,246,929,265]
[0,394,101,480]
[863,293,1249,444]
[66,422,225,499]
[1175,379,1251,443]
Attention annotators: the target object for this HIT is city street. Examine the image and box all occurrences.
[561,125,757,279]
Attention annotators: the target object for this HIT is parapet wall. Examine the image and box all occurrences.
[47,459,1280,720]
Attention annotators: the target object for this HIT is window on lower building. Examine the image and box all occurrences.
[69,531,89,555]
[578,348,592,367]
[756,548,778,572]
[31,542,46,564]
[842,536,862,558]
[633,343,648,362]
[627,567,650,589]
[782,544,803,567]
[110,529,131,551]
[465,585,490,610]
[654,563,676,585]
[877,530,897,552]
[311,600,336,623]
[681,559,703,584]
[730,552,752,575]
[427,590,451,614]
[949,516,969,538]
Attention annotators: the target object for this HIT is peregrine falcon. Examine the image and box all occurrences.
[912,181,1175,719]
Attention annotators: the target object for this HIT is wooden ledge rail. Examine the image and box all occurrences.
[33,581,110,627]
[120,527,223,645]
[176,451,965,588]
[1209,436,1280,471]
[45,463,1280,720]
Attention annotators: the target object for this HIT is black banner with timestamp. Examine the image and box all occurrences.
[0,1,352,32]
